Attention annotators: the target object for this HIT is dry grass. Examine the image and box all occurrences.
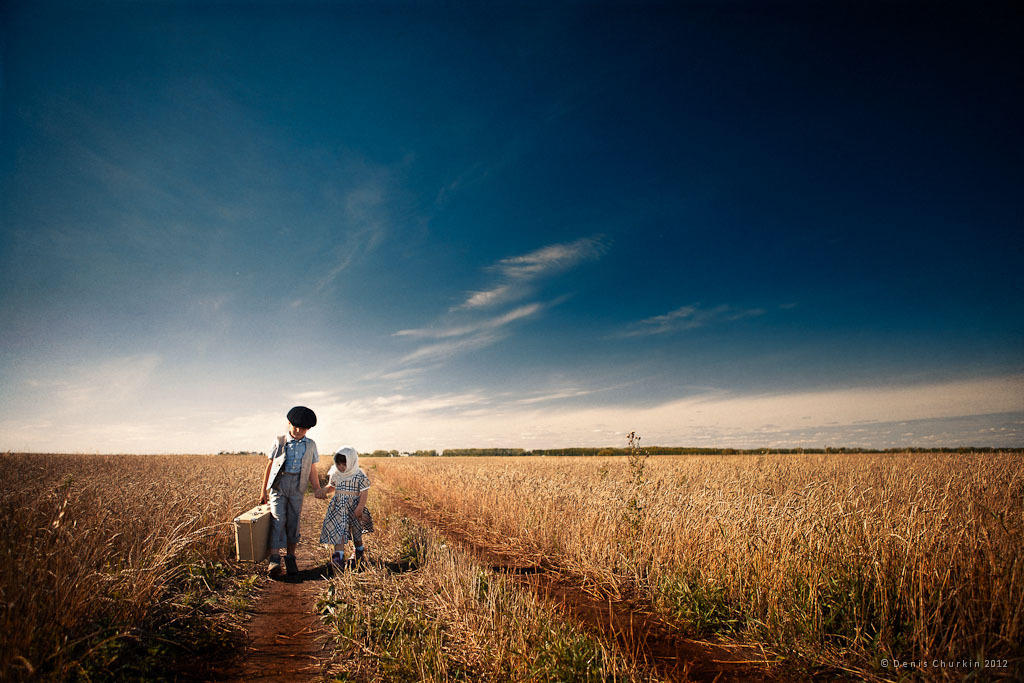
[318,491,647,681]
[368,452,1024,677]
[5,450,1020,680]
[0,453,265,680]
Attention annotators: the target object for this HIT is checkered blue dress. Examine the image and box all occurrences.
[319,470,372,544]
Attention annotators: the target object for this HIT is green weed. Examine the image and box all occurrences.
[529,622,609,682]
[657,571,746,635]
[320,583,448,682]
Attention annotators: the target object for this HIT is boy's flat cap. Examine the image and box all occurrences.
[287,405,317,429]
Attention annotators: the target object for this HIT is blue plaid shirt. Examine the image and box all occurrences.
[280,436,318,473]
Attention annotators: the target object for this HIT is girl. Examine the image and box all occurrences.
[319,446,373,570]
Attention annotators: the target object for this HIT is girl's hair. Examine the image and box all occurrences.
[334,451,347,467]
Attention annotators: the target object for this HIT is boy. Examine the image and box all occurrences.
[259,405,325,577]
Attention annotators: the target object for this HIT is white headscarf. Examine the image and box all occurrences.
[327,446,361,484]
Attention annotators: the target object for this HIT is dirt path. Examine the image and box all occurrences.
[217,487,777,682]
[382,486,778,682]
[226,496,333,682]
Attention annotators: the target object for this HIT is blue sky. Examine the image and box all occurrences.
[1,1,1021,453]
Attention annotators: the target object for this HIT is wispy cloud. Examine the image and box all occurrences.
[395,303,542,339]
[53,354,163,410]
[9,355,164,437]
[454,236,605,311]
[619,303,765,337]
[394,301,556,366]
[495,237,606,279]
[5,370,1021,452]
[399,332,502,365]
[387,236,604,370]
[376,367,433,381]
[514,387,597,405]
[460,285,513,310]
[292,390,337,402]
[435,161,493,207]
[358,392,491,417]
[314,169,399,294]
[265,374,1024,451]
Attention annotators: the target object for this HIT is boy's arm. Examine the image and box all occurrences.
[309,461,324,497]
[259,459,273,504]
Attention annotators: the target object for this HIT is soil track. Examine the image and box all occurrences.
[223,496,333,682]
[383,486,778,682]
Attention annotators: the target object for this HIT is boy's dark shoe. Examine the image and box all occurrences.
[284,555,299,576]
[268,554,282,577]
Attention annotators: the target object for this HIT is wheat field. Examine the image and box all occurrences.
[0,453,264,680]
[3,450,1021,680]
[318,492,649,681]
[369,452,1024,677]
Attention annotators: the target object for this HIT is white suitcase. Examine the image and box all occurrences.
[234,504,272,562]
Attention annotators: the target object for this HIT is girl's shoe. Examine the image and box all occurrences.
[284,555,299,575]
[268,554,282,576]
[330,552,346,574]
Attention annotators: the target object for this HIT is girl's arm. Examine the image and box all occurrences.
[354,489,368,517]
[323,485,335,494]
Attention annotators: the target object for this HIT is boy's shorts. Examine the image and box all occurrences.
[269,472,304,548]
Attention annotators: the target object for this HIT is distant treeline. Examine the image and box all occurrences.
[217,446,1021,458]
[367,450,440,458]
[380,446,1022,457]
